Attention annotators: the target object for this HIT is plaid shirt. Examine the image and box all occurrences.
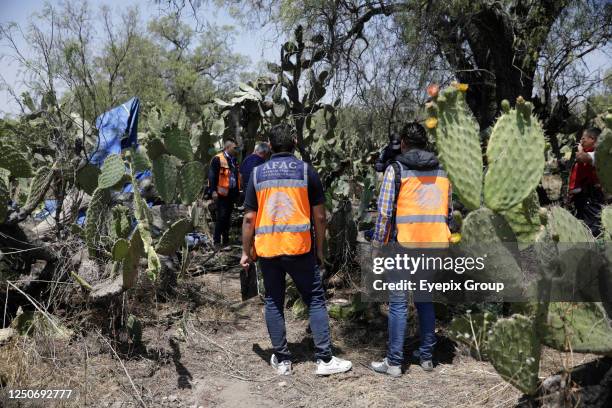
[372,164,453,246]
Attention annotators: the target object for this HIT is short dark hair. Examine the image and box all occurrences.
[400,121,427,148]
[583,127,601,140]
[268,124,295,153]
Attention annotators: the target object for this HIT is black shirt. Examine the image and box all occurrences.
[243,153,325,211]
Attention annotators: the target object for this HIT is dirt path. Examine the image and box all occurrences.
[1,259,596,408]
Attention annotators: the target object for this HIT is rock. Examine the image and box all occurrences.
[0,328,16,345]
[278,381,287,387]
[90,275,123,303]
[168,394,177,402]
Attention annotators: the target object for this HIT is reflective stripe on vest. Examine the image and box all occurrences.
[394,163,451,244]
[253,158,311,257]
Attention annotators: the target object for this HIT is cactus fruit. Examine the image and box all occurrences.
[152,154,178,203]
[539,302,612,355]
[500,192,542,243]
[447,312,497,360]
[76,164,101,195]
[98,154,126,189]
[155,218,192,255]
[25,166,53,210]
[427,87,482,210]
[0,142,33,177]
[500,99,511,113]
[122,229,144,289]
[595,130,612,194]
[85,187,111,256]
[178,161,205,204]
[487,314,541,395]
[484,101,545,211]
[112,238,130,261]
[547,206,594,243]
[163,126,194,162]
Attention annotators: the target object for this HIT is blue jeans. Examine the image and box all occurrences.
[259,253,332,362]
[387,294,436,366]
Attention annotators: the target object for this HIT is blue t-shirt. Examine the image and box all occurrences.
[240,153,266,191]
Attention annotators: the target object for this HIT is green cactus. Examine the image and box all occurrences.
[132,145,151,172]
[155,218,192,255]
[0,177,9,223]
[602,205,612,241]
[25,166,53,210]
[111,238,130,261]
[177,161,205,204]
[126,314,142,344]
[131,165,160,280]
[595,129,612,194]
[0,142,33,177]
[145,138,167,160]
[152,154,178,203]
[427,87,482,210]
[487,314,541,395]
[484,99,545,211]
[547,206,594,243]
[109,205,131,241]
[462,207,517,243]
[85,187,111,256]
[163,125,194,162]
[500,192,542,244]
[447,311,497,360]
[76,164,100,195]
[98,154,126,189]
[539,302,612,355]
[122,229,144,289]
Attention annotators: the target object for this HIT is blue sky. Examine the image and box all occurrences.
[0,0,281,115]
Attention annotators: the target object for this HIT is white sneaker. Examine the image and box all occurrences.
[270,354,292,375]
[315,356,352,376]
[371,358,402,377]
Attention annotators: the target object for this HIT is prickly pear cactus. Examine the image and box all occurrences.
[109,205,132,241]
[0,178,9,223]
[123,229,144,289]
[85,187,111,256]
[484,98,545,211]
[178,161,205,204]
[76,164,100,195]
[487,314,541,395]
[162,126,194,162]
[98,154,126,189]
[447,311,497,360]
[111,238,130,261]
[145,138,168,160]
[155,218,192,255]
[462,208,517,243]
[25,166,53,209]
[132,145,151,172]
[500,192,542,244]
[602,206,612,241]
[152,154,178,203]
[426,86,482,210]
[547,206,594,243]
[539,302,612,355]
[595,124,612,194]
[0,142,33,177]
[131,166,160,280]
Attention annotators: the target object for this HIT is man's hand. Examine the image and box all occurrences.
[240,252,252,270]
[316,248,325,266]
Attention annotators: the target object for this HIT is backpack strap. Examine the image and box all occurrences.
[388,161,402,242]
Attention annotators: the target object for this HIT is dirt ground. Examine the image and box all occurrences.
[0,250,599,408]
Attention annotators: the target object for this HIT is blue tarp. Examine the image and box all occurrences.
[90,97,140,166]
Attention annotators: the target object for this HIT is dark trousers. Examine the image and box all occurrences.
[573,187,604,237]
[259,253,332,362]
[213,195,235,245]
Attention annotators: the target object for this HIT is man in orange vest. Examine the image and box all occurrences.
[370,122,452,377]
[240,124,352,376]
[208,139,240,246]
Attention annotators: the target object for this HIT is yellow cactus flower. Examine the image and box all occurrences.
[425,117,438,129]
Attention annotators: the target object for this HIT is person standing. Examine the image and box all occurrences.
[569,127,604,236]
[370,122,452,377]
[240,124,352,376]
[240,142,271,192]
[208,139,240,246]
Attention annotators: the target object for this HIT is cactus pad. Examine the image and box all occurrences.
[122,229,144,289]
[25,166,53,209]
[428,87,482,210]
[0,178,9,223]
[500,192,542,243]
[85,187,111,257]
[76,164,101,195]
[112,238,130,261]
[0,143,33,177]
[487,314,541,395]
[447,312,497,360]
[539,302,612,355]
[109,205,132,241]
[602,205,612,241]
[595,130,612,194]
[178,161,205,204]
[145,138,167,160]
[98,154,126,189]
[547,206,594,243]
[152,154,178,203]
[155,218,192,255]
[131,166,160,280]
[163,125,194,162]
[462,208,517,243]
[484,103,545,211]
[132,145,151,172]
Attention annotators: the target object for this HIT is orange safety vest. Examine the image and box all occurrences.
[253,158,311,258]
[393,164,451,245]
[213,152,239,196]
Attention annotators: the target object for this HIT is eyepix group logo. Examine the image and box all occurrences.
[266,191,296,222]
[416,184,443,210]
